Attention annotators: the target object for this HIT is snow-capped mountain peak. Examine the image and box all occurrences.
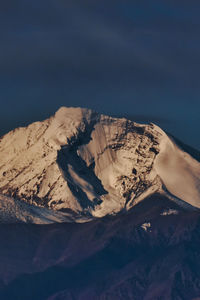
[0,106,200,223]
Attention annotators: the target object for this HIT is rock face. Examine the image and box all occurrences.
[0,106,200,222]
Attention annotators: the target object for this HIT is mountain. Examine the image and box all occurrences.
[1,106,200,299]
[0,106,200,223]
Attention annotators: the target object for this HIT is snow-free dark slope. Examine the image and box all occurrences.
[0,195,200,300]
[0,106,200,223]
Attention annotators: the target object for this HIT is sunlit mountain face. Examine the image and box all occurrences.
[1,107,200,223]
[0,108,200,299]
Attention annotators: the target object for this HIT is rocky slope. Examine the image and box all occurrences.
[0,106,200,223]
[0,195,200,300]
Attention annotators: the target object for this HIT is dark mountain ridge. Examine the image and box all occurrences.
[0,194,200,300]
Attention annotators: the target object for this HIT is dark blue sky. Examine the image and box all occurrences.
[1,0,200,148]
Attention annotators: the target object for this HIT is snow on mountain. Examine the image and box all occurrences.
[0,193,93,224]
[0,194,70,224]
[0,106,200,223]
[153,126,200,208]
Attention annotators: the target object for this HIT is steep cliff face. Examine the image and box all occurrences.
[0,106,200,222]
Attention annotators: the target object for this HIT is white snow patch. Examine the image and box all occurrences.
[141,222,151,231]
[160,209,179,216]
[0,194,90,224]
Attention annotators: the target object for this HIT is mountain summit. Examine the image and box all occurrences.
[0,106,200,223]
